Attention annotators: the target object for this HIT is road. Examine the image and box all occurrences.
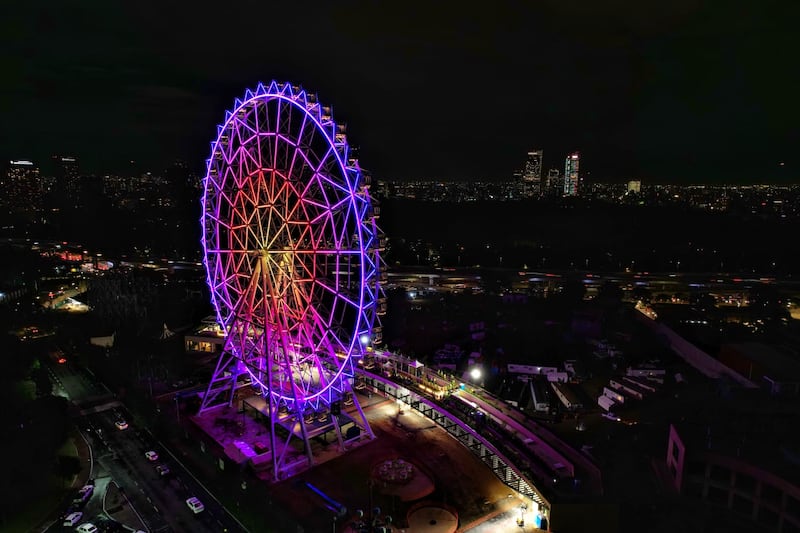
[44,353,246,533]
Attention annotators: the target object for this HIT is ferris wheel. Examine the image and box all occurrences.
[199,81,384,478]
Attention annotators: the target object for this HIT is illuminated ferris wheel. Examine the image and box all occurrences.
[199,81,385,478]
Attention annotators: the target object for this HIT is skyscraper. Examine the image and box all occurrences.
[52,155,80,208]
[522,149,543,197]
[1,160,42,213]
[563,152,580,196]
[545,168,561,196]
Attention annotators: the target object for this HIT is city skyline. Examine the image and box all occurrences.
[1,1,796,184]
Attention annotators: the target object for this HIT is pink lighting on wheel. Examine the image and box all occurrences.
[201,81,384,411]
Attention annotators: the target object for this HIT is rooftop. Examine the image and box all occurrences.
[675,388,800,485]
[723,342,800,381]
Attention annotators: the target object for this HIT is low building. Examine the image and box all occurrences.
[184,316,225,355]
[719,342,800,396]
[665,417,800,532]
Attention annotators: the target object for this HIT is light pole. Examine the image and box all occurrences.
[469,366,483,389]
[469,366,482,382]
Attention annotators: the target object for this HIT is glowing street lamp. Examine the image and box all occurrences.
[469,366,482,381]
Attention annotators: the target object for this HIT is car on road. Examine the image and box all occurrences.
[72,484,94,505]
[155,464,170,476]
[186,496,205,514]
[145,450,159,461]
[114,419,129,430]
[76,523,99,533]
[63,511,83,526]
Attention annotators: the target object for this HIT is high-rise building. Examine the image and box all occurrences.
[522,149,544,196]
[545,168,561,196]
[522,149,543,197]
[563,152,580,196]
[51,155,80,208]
[1,160,43,213]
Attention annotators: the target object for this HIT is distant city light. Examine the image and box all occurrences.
[470,367,482,381]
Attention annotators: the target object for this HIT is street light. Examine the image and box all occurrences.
[469,366,482,381]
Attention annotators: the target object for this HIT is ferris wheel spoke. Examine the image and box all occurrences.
[285,109,310,194]
[305,301,335,337]
[235,111,258,139]
[314,159,350,194]
[307,197,350,226]
[205,211,231,231]
[313,279,359,310]
[291,249,361,255]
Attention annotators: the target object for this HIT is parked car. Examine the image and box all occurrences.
[77,523,99,533]
[72,485,94,505]
[186,496,205,514]
[63,511,83,526]
[115,419,129,430]
[145,450,159,461]
[155,464,170,476]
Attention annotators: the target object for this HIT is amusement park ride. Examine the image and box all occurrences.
[198,81,386,480]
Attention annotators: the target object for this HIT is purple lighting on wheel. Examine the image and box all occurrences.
[201,81,383,411]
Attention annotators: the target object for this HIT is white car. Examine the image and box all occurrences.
[186,496,205,514]
[145,450,159,461]
[63,511,83,526]
[115,420,129,430]
[76,523,99,533]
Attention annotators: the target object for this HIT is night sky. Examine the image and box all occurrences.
[1,1,797,183]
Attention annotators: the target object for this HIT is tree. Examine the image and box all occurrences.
[748,286,790,321]
[596,281,624,305]
[54,455,82,487]
[690,292,717,312]
[561,280,587,305]
[31,366,53,397]
[631,286,652,304]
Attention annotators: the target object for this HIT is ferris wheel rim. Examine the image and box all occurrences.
[200,81,378,406]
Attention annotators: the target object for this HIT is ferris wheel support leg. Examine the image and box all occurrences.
[296,402,315,467]
[262,255,316,478]
[331,412,345,451]
[268,393,279,481]
[352,395,375,440]
[199,352,237,413]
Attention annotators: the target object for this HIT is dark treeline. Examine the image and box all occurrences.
[380,199,800,275]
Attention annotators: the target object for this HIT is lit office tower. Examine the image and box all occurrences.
[563,152,580,196]
[522,149,543,197]
[0,160,42,213]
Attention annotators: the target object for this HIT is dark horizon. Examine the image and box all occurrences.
[2,1,797,183]
[4,153,797,187]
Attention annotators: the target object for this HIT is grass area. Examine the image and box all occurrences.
[4,437,79,532]
[16,379,37,401]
